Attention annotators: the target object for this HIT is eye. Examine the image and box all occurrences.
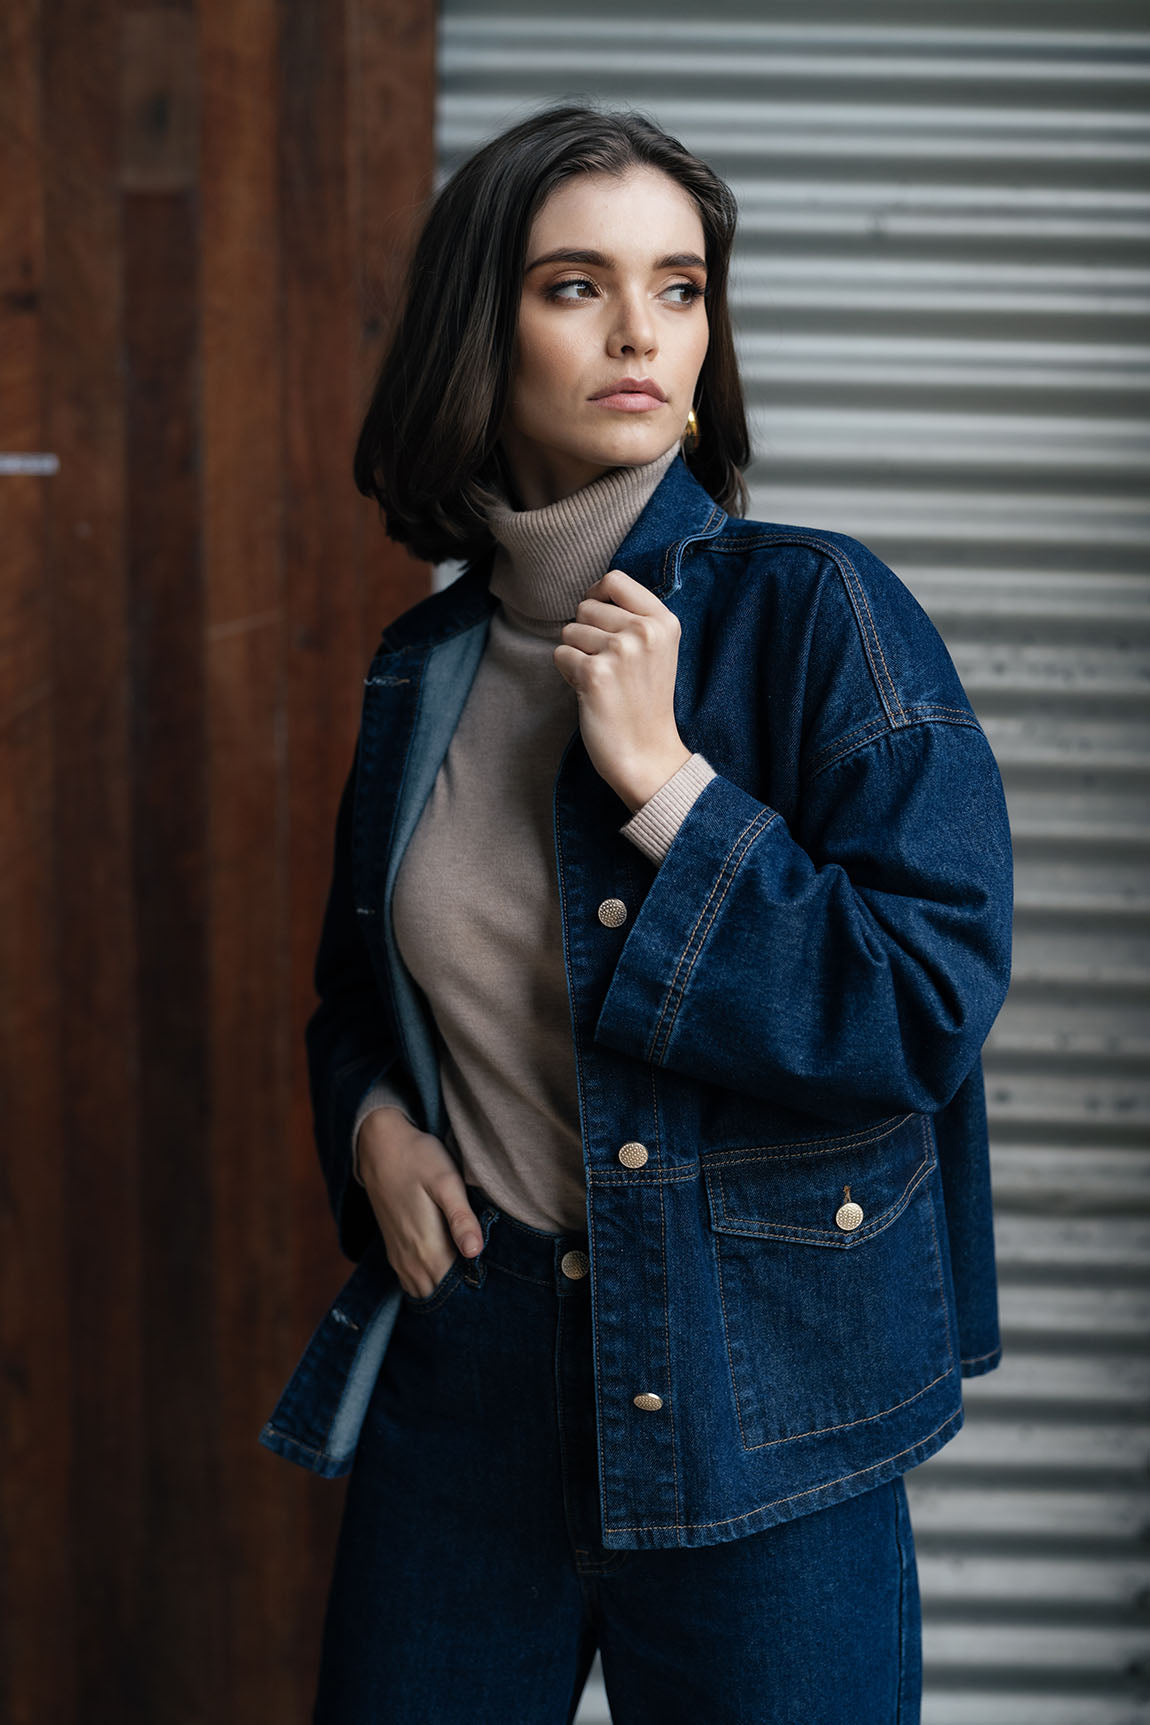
[544,277,599,302]
[663,281,706,307]
[542,277,706,307]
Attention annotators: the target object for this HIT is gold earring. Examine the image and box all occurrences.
[681,407,700,454]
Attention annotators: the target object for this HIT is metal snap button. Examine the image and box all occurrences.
[835,1186,864,1232]
[561,1249,590,1279]
[633,1392,663,1411]
[597,898,628,928]
[618,1141,648,1167]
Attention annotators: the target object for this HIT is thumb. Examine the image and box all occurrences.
[438,1174,485,1257]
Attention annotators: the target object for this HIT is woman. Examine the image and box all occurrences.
[260,104,1014,1723]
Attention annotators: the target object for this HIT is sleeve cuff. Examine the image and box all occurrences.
[352,1079,419,1185]
[618,752,718,867]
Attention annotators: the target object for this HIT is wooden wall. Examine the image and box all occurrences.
[0,2,436,1718]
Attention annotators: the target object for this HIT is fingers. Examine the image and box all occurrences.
[360,1127,487,1297]
[583,567,663,615]
[393,1176,485,1299]
[430,1169,484,1257]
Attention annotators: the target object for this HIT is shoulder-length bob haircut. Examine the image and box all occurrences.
[353,103,750,563]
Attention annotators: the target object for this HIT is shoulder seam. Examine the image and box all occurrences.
[807,710,987,783]
[711,526,914,727]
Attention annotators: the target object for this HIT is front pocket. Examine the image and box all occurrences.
[401,1249,465,1315]
[702,1112,956,1449]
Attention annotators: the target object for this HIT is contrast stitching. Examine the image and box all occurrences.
[711,1128,951,1448]
[807,716,891,774]
[647,809,774,1061]
[717,526,903,725]
[603,1408,962,1534]
[711,1153,934,1247]
[720,1307,953,1450]
[960,1344,1001,1367]
[700,1110,914,1162]
[844,559,905,724]
[656,1113,682,1526]
[808,712,986,783]
[261,1425,328,1463]
[646,807,768,1057]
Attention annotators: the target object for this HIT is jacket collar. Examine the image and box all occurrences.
[375,453,728,658]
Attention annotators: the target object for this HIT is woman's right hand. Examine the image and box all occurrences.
[357,1108,485,1298]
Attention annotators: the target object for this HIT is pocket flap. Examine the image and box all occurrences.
[702,1111,935,1249]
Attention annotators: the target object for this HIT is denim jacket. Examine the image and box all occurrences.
[259,453,1014,1551]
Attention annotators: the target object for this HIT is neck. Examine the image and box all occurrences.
[498,443,612,511]
[484,442,680,626]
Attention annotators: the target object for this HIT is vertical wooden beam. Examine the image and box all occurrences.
[199,0,310,1714]
[121,8,225,1719]
[42,1,145,1719]
[350,0,439,646]
[5,1,438,1716]
[277,0,364,1684]
[0,2,75,1719]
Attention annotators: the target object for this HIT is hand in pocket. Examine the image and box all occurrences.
[356,1108,484,1299]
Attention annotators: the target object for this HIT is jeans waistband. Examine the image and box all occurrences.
[463,1181,591,1296]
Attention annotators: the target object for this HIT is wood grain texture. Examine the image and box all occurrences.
[350,0,439,650]
[0,3,75,1722]
[199,0,306,1712]
[3,2,436,1717]
[44,2,144,1721]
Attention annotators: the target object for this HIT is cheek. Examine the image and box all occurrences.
[683,316,710,376]
[513,320,582,407]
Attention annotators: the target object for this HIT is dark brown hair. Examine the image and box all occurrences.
[353,103,751,563]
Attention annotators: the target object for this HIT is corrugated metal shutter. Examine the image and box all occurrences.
[437,8,1150,1719]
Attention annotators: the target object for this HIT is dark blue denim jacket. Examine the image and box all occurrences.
[259,453,1014,1551]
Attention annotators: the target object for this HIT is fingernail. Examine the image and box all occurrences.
[463,1235,481,1255]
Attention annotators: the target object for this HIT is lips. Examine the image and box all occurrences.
[590,377,667,403]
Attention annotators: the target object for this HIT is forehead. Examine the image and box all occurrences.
[528,167,704,253]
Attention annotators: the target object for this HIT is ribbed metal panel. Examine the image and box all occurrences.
[438,7,1150,1718]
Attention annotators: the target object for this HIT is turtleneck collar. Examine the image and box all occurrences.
[485,441,680,627]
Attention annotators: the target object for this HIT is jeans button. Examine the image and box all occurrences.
[618,1141,648,1167]
[560,1249,590,1279]
[633,1392,664,1411]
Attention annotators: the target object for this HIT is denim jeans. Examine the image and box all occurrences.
[313,1184,923,1724]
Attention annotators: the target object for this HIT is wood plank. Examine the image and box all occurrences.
[122,4,222,1697]
[0,2,75,1720]
[349,0,437,647]
[198,0,304,1714]
[42,1,144,1718]
[277,0,366,1693]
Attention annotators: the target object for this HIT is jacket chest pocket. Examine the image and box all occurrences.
[701,1112,956,1451]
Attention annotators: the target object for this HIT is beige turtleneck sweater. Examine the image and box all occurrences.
[350,443,716,1232]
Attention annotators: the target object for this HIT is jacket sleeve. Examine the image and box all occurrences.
[593,716,1013,1123]
[305,734,413,1261]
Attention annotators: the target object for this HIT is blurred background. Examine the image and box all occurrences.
[2,2,1148,1721]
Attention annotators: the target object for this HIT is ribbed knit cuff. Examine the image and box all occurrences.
[618,753,717,867]
[351,1079,419,1185]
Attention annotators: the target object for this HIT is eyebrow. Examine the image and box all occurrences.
[524,247,707,274]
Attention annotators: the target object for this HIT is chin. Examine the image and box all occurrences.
[581,430,676,469]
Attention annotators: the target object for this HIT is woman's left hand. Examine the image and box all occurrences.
[553,567,692,813]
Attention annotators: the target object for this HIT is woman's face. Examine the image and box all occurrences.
[500,166,710,507]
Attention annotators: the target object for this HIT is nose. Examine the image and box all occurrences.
[608,286,657,361]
